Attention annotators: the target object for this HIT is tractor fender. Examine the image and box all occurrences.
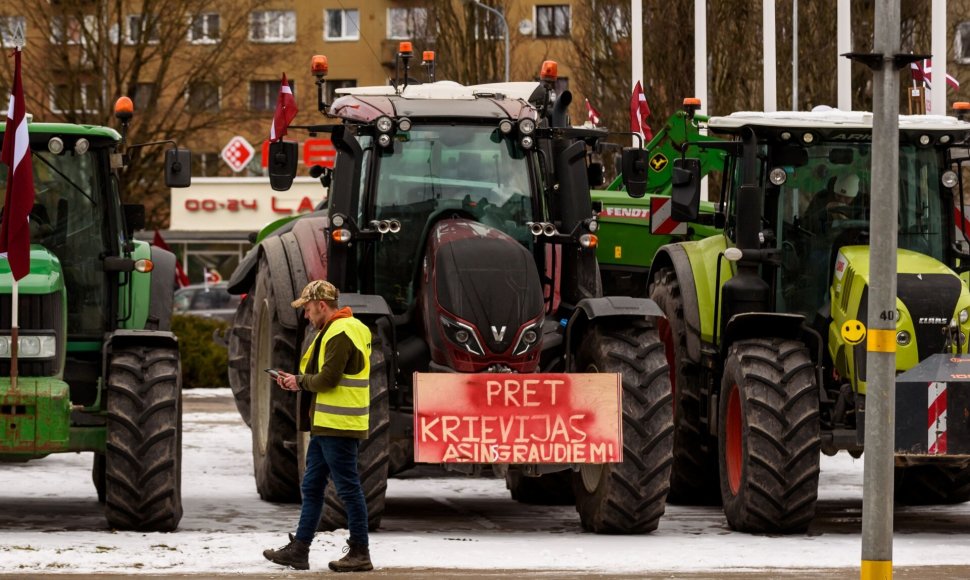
[649,244,703,363]
[262,236,301,330]
[147,246,176,331]
[227,245,260,295]
[291,217,329,283]
[280,231,310,315]
[102,329,179,382]
[720,312,806,356]
[564,296,664,371]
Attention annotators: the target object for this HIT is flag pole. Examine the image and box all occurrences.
[10,277,17,389]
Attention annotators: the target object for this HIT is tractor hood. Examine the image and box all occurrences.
[421,219,544,371]
[0,246,65,294]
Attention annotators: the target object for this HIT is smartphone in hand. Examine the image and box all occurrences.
[264,368,281,380]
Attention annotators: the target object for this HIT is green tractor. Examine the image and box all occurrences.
[0,102,191,531]
[593,100,726,298]
[652,108,970,533]
[227,52,674,534]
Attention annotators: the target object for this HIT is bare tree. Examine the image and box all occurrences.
[0,0,285,228]
[414,0,516,85]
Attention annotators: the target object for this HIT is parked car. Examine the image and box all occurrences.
[173,283,241,322]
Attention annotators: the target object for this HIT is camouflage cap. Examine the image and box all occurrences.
[291,280,338,308]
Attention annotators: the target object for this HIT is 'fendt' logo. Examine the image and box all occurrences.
[919,317,950,325]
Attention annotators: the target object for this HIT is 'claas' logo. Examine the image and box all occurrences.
[649,153,668,172]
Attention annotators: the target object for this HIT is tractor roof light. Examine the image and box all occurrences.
[919,134,932,146]
[134,259,154,273]
[114,96,134,122]
[47,137,64,155]
[377,133,393,147]
[332,228,353,243]
[955,101,970,121]
[801,132,815,144]
[422,51,435,63]
[780,131,792,141]
[518,118,536,135]
[940,134,952,144]
[499,119,514,134]
[540,60,558,82]
[74,138,89,156]
[376,116,394,133]
[311,54,329,77]
[398,117,412,132]
[942,170,959,189]
[520,135,534,149]
[399,41,413,57]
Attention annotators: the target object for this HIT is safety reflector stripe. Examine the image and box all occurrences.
[340,378,369,387]
[867,329,896,353]
[860,560,892,579]
[316,403,368,416]
[928,381,948,455]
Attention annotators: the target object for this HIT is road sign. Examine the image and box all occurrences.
[221,136,255,173]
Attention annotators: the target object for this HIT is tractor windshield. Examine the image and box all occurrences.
[774,141,946,317]
[0,146,108,336]
[371,124,536,312]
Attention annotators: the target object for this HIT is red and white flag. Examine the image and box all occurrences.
[585,98,601,127]
[630,81,653,143]
[269,73,298,142]
[911,59,959,91]
[0,47,35,281]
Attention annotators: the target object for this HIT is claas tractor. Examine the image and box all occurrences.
[227,50,674,534]
[652,107,970,533]
[0,99,191,530]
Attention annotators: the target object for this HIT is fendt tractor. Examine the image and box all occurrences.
[227,48,674,534]
[0,99,190,531]
[652,106,970,533]
[593,100,725,300]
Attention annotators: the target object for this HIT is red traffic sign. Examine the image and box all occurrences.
[221,136,255,173]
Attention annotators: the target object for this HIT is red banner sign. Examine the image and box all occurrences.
[413,373,623,464]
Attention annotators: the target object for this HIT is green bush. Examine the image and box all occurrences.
[171,314,230,389]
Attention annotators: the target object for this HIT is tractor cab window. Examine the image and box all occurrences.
[0,146,107,337]
[898,145,945,262]
[369,124,535,313]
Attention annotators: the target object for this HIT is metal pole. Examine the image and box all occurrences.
[792,0,798,110]
[762,0,777,112]
[470,1,509,82]
[931,0,946,114]
[837,0,852,110]
[861,0,899,578]
[632,0,643,147]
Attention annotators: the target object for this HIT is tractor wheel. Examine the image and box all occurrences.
[650,268,720,505]
[92,453,106,504]
[319,335,391,531]
[506,470,575,505]
[719,338,820,533]
[572,318,673,534]
[894,463,970,505]
[104,345,183,531]
[250,255,301,502]
[228,294,254,427]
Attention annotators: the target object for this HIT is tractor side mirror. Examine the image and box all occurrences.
[587,161,605,188]
[671,157,701,222]
[123,204,145,238]
[269,140,299,192]
[165,148,192,188]
[620,147,648,198]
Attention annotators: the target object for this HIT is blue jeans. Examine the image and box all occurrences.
[295,436,369,546]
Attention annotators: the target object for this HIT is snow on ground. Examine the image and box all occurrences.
[1,388,970,575]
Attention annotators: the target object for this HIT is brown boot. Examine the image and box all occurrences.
[328,539,373,572]
[263,533,310,570]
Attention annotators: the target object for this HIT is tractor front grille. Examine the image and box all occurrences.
[0,292,63,377]
[898,274,962,359]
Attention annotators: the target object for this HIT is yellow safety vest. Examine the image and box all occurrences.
[299,317,372,432]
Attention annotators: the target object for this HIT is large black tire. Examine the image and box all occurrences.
[719,338,820,533]
[250,254,301,502]
[104,345,183,531]
[319,337,391,531]
[895,463,970,505]
[506,470,575,505]
[228,295,254,426]
[92,453,106,504]
[650,268,720,505]
[572,318,673,534]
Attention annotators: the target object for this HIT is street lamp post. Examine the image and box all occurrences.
[465,0,509,82]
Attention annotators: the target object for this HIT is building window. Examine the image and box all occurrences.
[250,10,295,43]
[51,83,97,114]
[187,82,220,112]
[126,14,159,44]
[325,9,359,41]
[129,82,157,112]
[190,13,220,44]
[536,5,570,38]
[250,79,295,112]
[957,22,970,64]
[51,15,97,45]
[324,79,357,104]
[0,16,24,47]
[387,8,427,40]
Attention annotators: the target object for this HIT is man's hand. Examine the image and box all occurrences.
[276,371,299,391]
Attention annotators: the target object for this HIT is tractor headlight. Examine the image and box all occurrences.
[896,330,911,346]
[0,334,57,359]
[769,167,787,186]
[376,116,394,133]
[440,315,485,356]
[518,118,536,135]
[942,170,959,189]
[960,308,969,324]
[512,322,543,356]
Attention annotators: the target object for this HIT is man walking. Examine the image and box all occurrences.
[263,280,373,572]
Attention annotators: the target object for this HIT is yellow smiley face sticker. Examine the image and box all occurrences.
[841,320,867,345]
